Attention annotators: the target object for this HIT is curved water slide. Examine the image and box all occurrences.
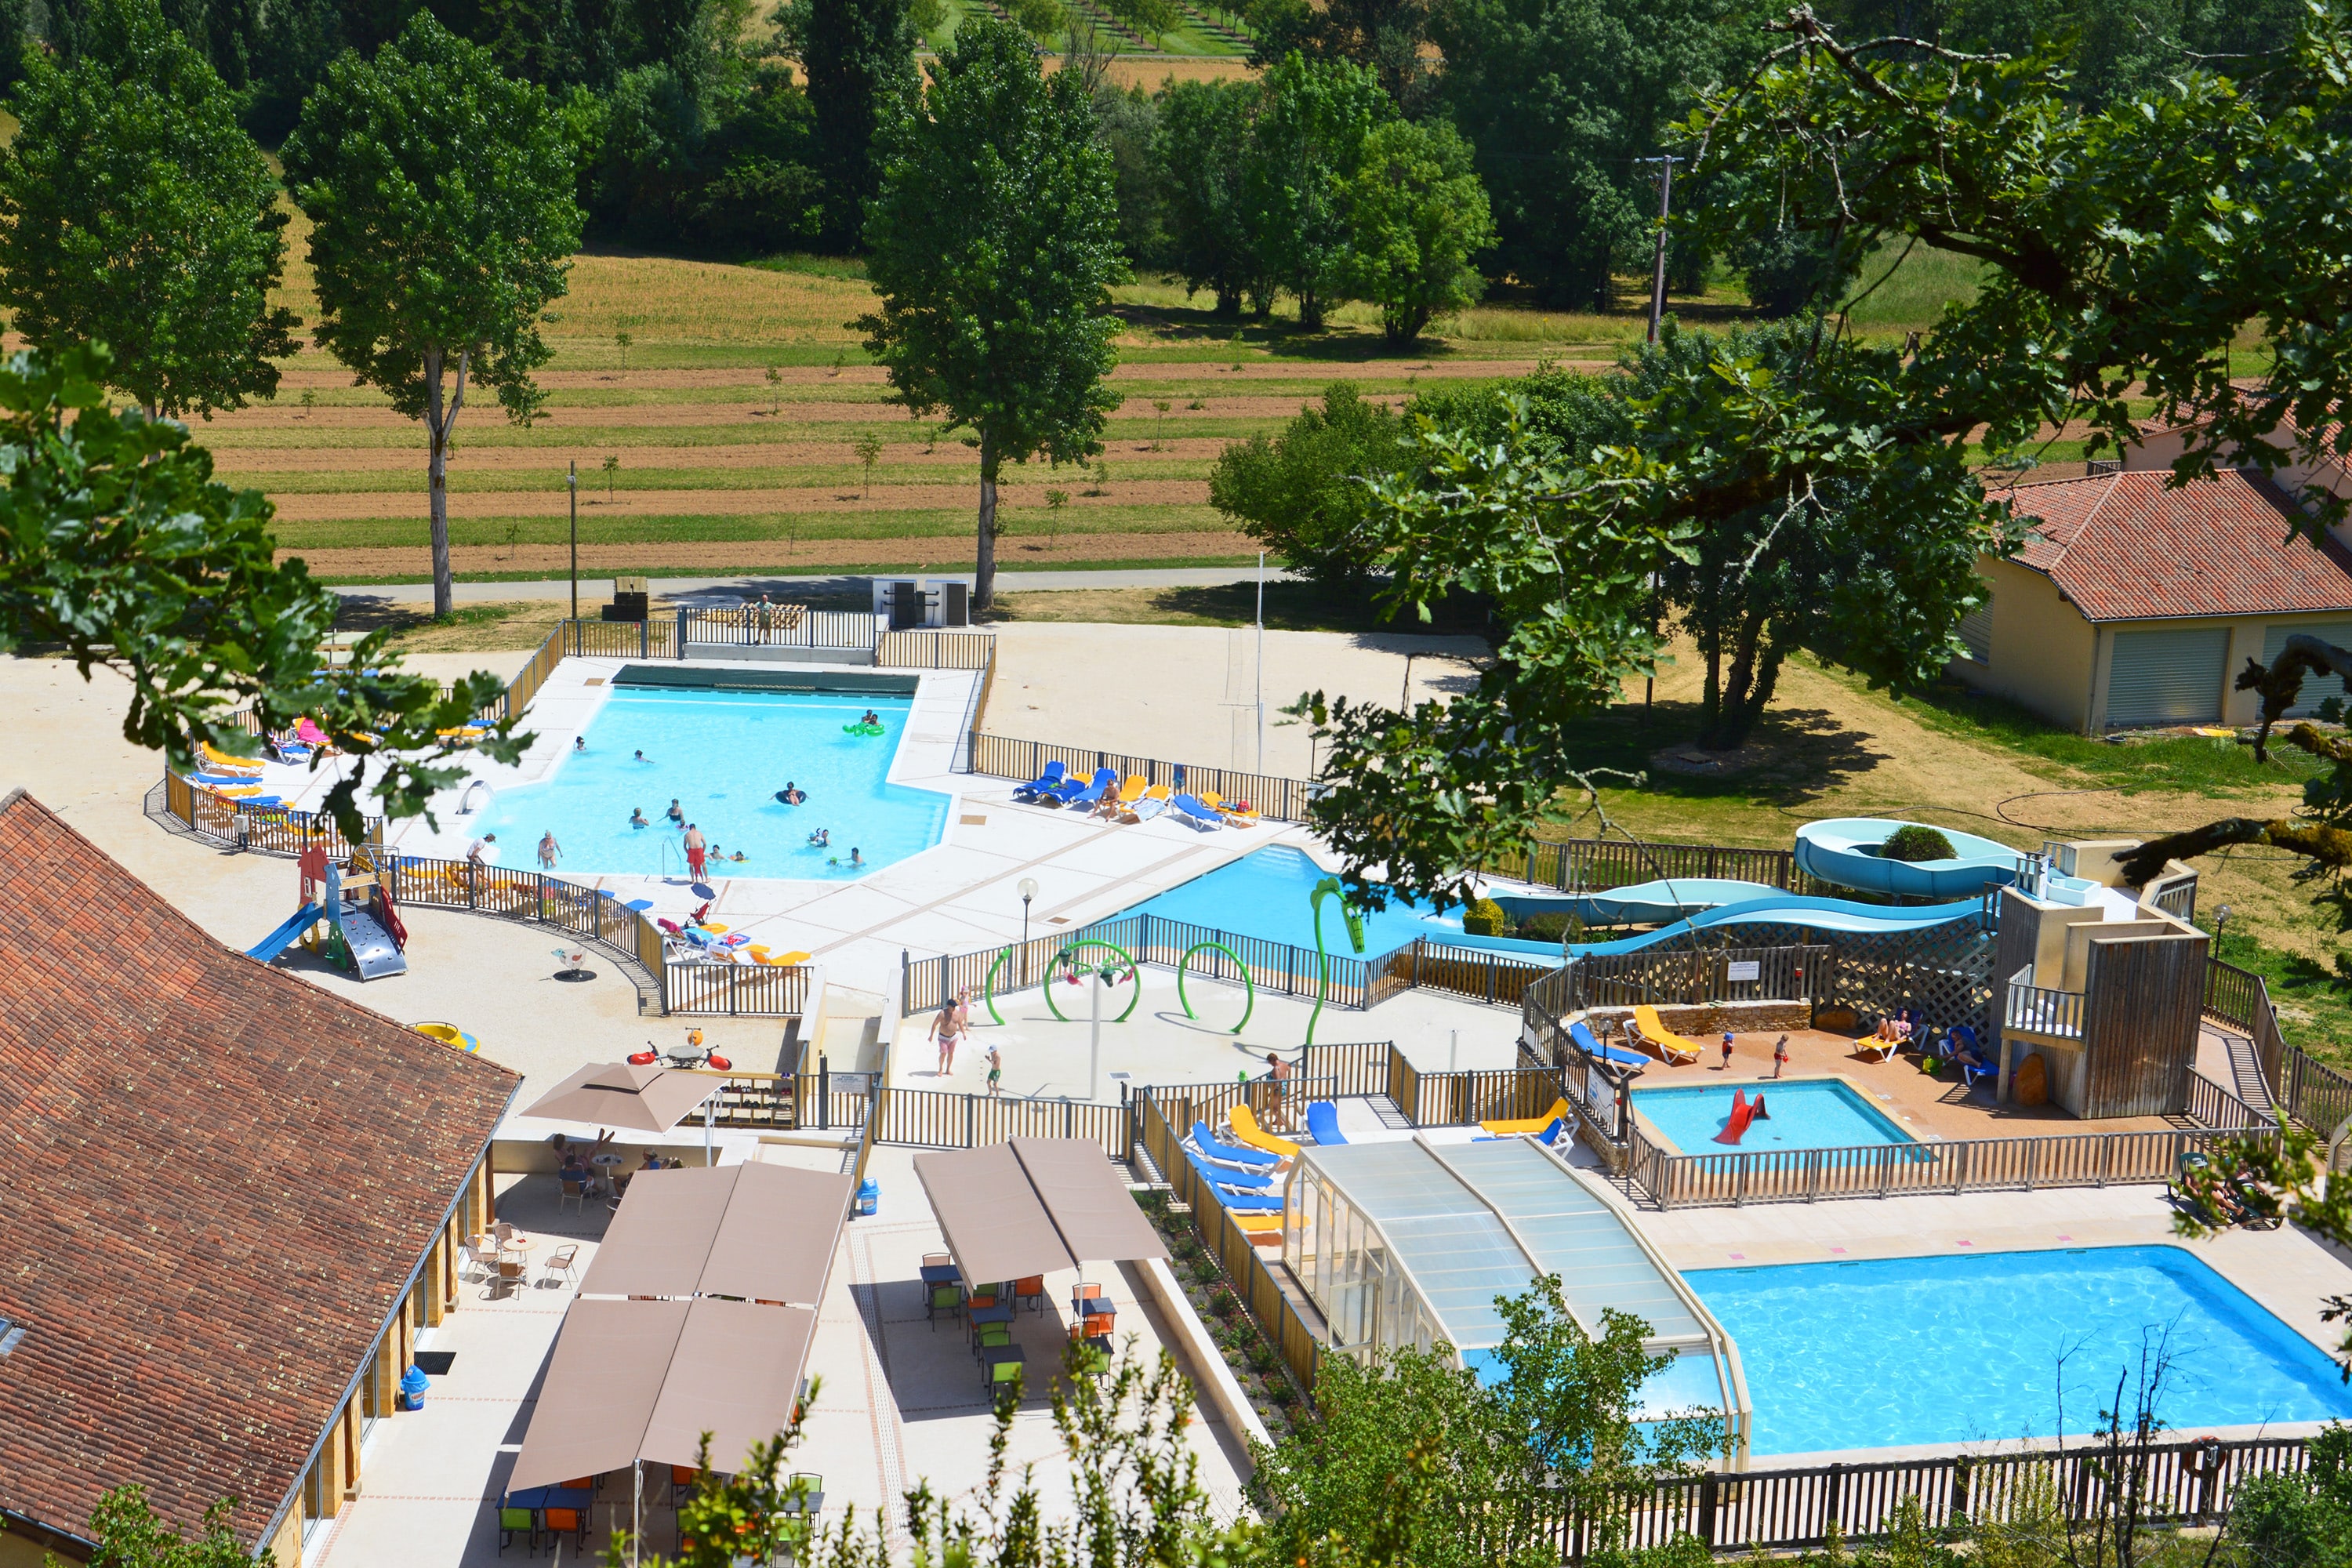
[1562,891,1987,958]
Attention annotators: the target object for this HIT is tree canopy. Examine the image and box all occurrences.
[281,12,582,618]
[0,0,296,418]
[856,15,1124,612]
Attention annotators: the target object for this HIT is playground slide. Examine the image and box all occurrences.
[340,905,408,980]
[1563,891,1986,960]
[247,904,324,962]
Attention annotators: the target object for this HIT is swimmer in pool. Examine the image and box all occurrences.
[728,849,749,862]
[665,799,684,825]
[808,827,829,848]
[859,710,880,726]
[849,846,863,868]
[634,749,653,764]
[574,736,586,753]
[629,808,648,829]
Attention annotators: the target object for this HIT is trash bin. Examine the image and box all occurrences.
[399,1364,430,1411]
[856,1178,879,1218]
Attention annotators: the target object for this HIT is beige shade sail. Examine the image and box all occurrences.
[519,1062,722,1134]
[702,1164,855,1305]
[640,1299,818,1475]
[913,1144,1076,1285]
[507,1298,690,1493]
[1011,1138,1170,1268]
[575,1167,739,1299]
[577,1163,855,1305]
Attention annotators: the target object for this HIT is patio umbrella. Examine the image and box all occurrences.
[519,1062,722,1134]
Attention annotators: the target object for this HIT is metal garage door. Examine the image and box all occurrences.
[2263,622,2352,716]
[2107,627,2228,726]
[1955,601,1992,664]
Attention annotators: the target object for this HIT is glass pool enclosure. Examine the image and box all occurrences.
[1281,1136,1751,1460]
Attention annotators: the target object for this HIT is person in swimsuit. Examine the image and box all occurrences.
[848,847,863,868]
[538,830,561,870]
[630,808,648,829]
[683,823,708,878]
[985,1041,1004,1098]
[808,827,829,848]
[1264,1051,1290,1130]
[666,799,684,826]
[930,993,967,1076]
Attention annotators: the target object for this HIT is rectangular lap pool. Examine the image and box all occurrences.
[1686,1245,2352,1454]
[1632,1078,1913,1155]
[463,687,949,879]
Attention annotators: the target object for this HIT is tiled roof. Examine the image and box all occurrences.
[1996,469,2352,622]
[0,791,517,1548]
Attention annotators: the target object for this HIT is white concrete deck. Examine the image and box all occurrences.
[310,1146,1250,1568]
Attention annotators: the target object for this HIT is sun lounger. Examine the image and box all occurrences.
[1123,785,1173,822]
[1012,760,1068,802]
[1055,767,1119,808]
[1304,1102,1346,1145]
[1227,1104,1301,1159]
[1477,1116,1565,1146]
[1184,1142,1274,1185]
[1115,775,1149,806]
[1184,1152,1283,1207]
[1480,1098,1570,1137]
[1171,793,1223,831]
[1569,1020,1650,1072]
[1853,1018,1908,1063]
[1191,1120,1279,1169]
[1229,1213,1283,1233]
[1630,1005,1702,1065]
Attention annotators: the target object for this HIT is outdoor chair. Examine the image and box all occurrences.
[785,1472,824,1519]
[490,1256,527,1300]
[543,1244,580,1287]
[543,1506,588,1552]
[671,1464,699,1505]
[1071,1282,1103,1319]
[973,1323,1012,1359]
[493,1220,519,1249]
[982,1345,1025,1398]
[558,1177,587,1214]
[462,1232,498,1282]
[496,1505,539,1556]
[921,1251,953,1272]
[926,1283,962,1326]
[1014,1276,1046,1313]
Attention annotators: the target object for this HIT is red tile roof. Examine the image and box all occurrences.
[1997,469,2352,622]
[0,791,517,1549]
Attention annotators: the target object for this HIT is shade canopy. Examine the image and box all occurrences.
[912,1137,1167,1286]
[507,1298,817,1492]
[519,1062,722,1133]
[579,1163,854,1305]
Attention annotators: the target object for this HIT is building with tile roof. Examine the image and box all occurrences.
[0,789,517,1565]
[1951,468,2352,731]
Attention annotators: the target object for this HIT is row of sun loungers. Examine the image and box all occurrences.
[1010,762,1261,828]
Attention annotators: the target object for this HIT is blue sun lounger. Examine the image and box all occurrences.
[1050,767,1117,808]
[1012,759,1068,801]
[1192,1120,1278,1169]
[1185,1145,1273,1186]
[1170,793,1224,831]
[1186,1153,1284,1209]
[1570,1019,1651,1071]
[1305,1102,1346,1145]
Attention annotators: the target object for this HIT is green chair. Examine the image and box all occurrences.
[926,1282,962,1327]
[972,1323,1011,1359]
[982,1344,1026,1399]
[497,1506,539,1557]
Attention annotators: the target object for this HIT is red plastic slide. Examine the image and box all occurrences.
[1715,1089,1771,1145]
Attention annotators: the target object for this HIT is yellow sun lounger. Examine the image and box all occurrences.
[1116,775,1149,805]
[1480,1097,1571,1137]
[1632,1005,1703,1065]
[199,742,263,773]
[1230,1214,1282,1239]
[1227,1103,1300,1160]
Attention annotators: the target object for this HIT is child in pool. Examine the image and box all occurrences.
[808,827,829,848]
[727,849,749,862]
[859,710,880,727]
[629,808,648,829]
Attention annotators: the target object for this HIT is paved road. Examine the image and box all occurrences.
[330,564,1295,608]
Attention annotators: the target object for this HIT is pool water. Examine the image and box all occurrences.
[462,688,949,880]
[1633,1079,1914,1155]
[1120,844,1559,958]
[1686,1246,2352,1454]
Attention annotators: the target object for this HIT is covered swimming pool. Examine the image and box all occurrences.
[1283,1135,1751,1461]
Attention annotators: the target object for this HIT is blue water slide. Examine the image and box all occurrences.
[1491,877,1788,928]
[1794,818,2025,901]
[247,903,324,962]
[1563,891,1987,958]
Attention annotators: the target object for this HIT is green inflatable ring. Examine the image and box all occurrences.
[1043,939,1143,1022]
[841,720,885,736]
[1176,942,1254,1033]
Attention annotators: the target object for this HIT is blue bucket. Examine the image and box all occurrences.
[856,1178,878,1218]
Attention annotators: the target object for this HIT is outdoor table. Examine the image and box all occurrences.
[504,1485,591,1512]
[501,1236,536,1257]
[968,1303,1014,1331]
[778,1489,826,1516]
[918,1264,961,1287]
[1077,1296,1115,1319]
[666,1048,710,1069]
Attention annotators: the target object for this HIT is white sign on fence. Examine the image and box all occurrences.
[1726,960,1762,982]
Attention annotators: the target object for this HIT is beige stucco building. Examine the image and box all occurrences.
[1949,458,2352,732]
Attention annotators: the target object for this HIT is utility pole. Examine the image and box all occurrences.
[568,460,579,622]
[1641,155,1682,345]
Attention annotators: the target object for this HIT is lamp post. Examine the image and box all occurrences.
[1018,876,1039,988]
[2214,902,2233,946]
[568,460,579,622]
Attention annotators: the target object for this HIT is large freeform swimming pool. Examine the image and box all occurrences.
[462,687,949,879]
[1633,1078,1914,1155]
[1686,1246,2352,1454]
[1118,844,1559,958]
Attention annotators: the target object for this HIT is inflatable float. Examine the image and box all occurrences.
[415,1022,481,1054]
[842,720,885,736]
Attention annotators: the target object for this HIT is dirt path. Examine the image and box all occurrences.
[285,529,1258,577]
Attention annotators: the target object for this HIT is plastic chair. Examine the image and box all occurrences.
[973,1323,1012,1359]
[926,1282,963,1326]
[490,1256,526,1300]
[670,1464,699,1505]
[1014,1276,1046,1313]
[496,1506,538,1556]
[543,1506,587,1552]
[982,1348,1025,1398]
[1070,1281,1103,1317]
[788,1472,823,1519]
[558,1177,587,1214]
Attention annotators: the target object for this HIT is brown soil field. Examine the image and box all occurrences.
[292,528,1257,577]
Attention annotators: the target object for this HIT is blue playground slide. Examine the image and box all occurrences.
[1563,891,1985,958]
[247,903,324,962]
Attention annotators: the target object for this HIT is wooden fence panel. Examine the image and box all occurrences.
[877,630,997,670]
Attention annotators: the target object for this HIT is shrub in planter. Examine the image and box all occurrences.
[1269,1381,1296,1406]
[1880,824,1956,862]
[1461,895,1508,936]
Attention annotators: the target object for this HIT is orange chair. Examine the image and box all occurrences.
[1013,1276,1046,1312]
[544,1506,587,1552]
